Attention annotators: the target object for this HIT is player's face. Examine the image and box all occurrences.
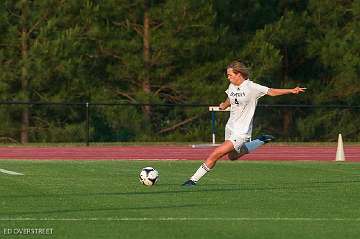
[226,68,244,85]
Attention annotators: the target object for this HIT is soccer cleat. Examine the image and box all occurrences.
[182,179,196,186]
[254,134,275,143]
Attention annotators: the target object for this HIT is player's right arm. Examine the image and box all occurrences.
[267,87,306,96]
[219,98,230,110]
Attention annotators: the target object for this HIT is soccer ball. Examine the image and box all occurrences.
[139,167,159,186]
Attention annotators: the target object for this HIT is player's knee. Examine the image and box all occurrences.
[228,146,248,161]
[228,151,239,160]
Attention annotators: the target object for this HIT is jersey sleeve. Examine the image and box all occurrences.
[250,82,269,98]
[225,85,231,97]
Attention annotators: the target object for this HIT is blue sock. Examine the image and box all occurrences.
[244,139,264,153]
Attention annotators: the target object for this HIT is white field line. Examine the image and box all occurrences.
[0,217,359,221]
[0,168,24,175]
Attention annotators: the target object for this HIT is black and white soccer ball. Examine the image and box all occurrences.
[139,167,159,186]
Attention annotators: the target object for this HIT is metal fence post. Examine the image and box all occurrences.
[86,102,90,146]
[211,110,216,144]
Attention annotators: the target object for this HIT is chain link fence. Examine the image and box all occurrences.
[0,101,359,145]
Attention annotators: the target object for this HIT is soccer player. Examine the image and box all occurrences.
[182,60,306,186]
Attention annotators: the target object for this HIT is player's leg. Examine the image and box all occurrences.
[228,134,275,160]
[228,146,248,160]
[182,140,234,186]
[204,140,234,168]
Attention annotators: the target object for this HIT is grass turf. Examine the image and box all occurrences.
[0,160,360,239]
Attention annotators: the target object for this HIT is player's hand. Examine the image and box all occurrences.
[291,87,306,94]
[219,102,227,110]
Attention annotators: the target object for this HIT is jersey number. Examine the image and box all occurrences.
[234,98,239,105]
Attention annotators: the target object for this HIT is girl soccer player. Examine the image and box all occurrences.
[182,60,306,186]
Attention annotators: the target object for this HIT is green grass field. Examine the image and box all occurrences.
[1,160,360,239]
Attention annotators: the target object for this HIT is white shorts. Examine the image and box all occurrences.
[225,126,250,153]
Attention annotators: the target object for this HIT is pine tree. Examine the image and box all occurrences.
[0,0,102,143]
[92,0,228,140]
[297,0,360,140]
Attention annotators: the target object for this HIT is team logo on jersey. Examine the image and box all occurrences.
[230,92,245,97]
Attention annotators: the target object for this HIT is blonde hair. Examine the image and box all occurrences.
[227,60,249,79]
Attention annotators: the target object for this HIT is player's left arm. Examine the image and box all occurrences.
[267,86,306,97]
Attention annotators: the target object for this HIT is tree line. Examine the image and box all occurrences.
[0,0,359,143]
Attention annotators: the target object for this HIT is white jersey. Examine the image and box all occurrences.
[225,79,269,138]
